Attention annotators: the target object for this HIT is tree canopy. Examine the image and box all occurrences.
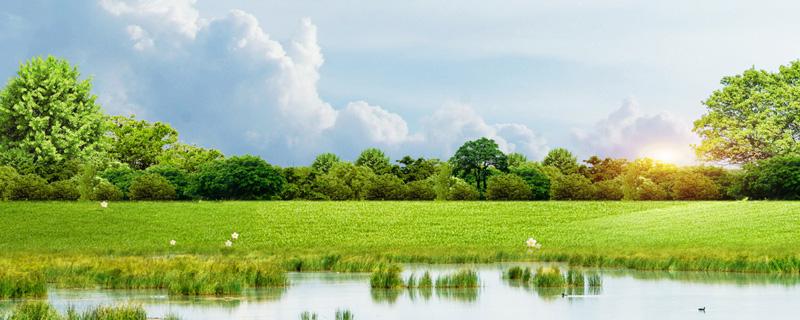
[449,137,508,194]
[107,115,178,170]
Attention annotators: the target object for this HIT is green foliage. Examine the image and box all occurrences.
[621,159,676,200]
[156,143,223,173]
[550,173,595,200]
[504,266,531,281]
[8,174,50,200]
[311,153,341,174]
[434,269,479,288]
[314,162,375,200]
[281,167,324,200]
[670,170,720,200]
[3,302,158,320]
[433,163,452,201]
[128,173,177,200]
[593,178,624,200]
[404,179,436,200]
[366,174,406,200]
[582,156,627,182]
[0,56,106,181]
[335,309,354,320]
[192,155,285,200]
[0,272,46,299]
[106,115,178,170]
[370,265,404,288]
[0,165,19,200]
[486,174,532,200]
[694,61,800,164]
[145,165,190,199]
[313,174,354,200]
[450,137,508,194]
[299,312,318,320]
[448,178,480,200]
[6,301,60,320]
[93,180,123,201]
[741,155,800,199]
[507,152,528,168]
[510,163,550,200]
[48,180,80,200]
[532,267,566,287]
[77,163,98,201]
[355,148,392,175]
[99,165,142,197]
[543,148,579,175]
[418,271,433,288]
[394,156,439,182]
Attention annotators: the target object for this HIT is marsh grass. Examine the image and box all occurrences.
[587,273,603,287]
[504,266,532,282]
[434,269,479,288]
[369,265,403,289]
[335,309,354,320]
[299,311,318,320]
[0,272,46,299]
[1,302,157,320]
[418,272,432,288]
[531,267,566,287]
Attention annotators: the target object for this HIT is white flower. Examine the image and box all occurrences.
[526,238,540,249]
[225,240,233,247]
[231,232,239,240]
[169,239,176,246]
[100,201,108,208]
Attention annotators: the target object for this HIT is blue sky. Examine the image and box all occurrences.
[3,0,800,165]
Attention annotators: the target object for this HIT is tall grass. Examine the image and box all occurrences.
[369,265,403,289]
[434,269,479,288]
[335,309,354,320]
[531,267,566,287]
[0,272,46,299]
[1,302,161,320]
[504,266,532,281]
[299,311,318,320]
[418,272,433,288]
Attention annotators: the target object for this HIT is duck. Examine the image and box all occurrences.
[698,307,706,312]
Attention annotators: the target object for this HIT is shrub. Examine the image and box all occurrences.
[129,173,177,200]
[192,155,285,200]
[486,174,532,200]
[404,180,436,200]
[146,164,190,199]
[671,170,720,200]
[313,175,354,200]
[8,174,50,200]
[93,180,123,201]
[636,178,670,200]
[511,164,550,200]
[100,165,143,197]
[740,156,800,199]
[448,179,480,200]
[594,178,624,200]
[0,165,19,200]
[48,180,80,200]
[365,174,406,200]
[550,173,595,200]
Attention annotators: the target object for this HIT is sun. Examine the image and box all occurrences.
[641,146,678,163]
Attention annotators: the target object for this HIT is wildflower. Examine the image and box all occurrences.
[526,238,542,249]
[225,240,233,247]
[169,239,176,246]
[100,201,108,208]
[231,232,239,240]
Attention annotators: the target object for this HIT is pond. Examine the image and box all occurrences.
[2,263,799,319]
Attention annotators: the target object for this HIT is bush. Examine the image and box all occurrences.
[594,178,624,200]
[314,175,354,200]
[486,174,532,200]
[365,174,406,200]
[129,173,177,200]
[192,155,285,200]
[511,164,550,200]
[146,164,190,199]
[550,173,595,200]
[0,165,19,200]
[100,165,143,197]
[93,180,123,201]
[8,174,50,200]
[404,180,436,200]
[740,156,800,199]
[671,170,720,200]
[448,179,480,200]
[48,180,80,200]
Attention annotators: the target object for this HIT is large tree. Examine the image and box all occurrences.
[355,148,392,175]
[0,56,106,180]
[694,61,800,164]
[449,137,508,194]
[542,148,579,175]
[107,115,178,170]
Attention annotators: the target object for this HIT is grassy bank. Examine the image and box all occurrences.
[1,201,800,273]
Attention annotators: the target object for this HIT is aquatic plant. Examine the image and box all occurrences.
[532,267,566,287]
[434,269,479,288]
[369,265,404,289]
[588,274,603,287]
[2,302,153,320]
[504,266,532,281]
[0,271,46,299]
[565,270,585,287]
[418,271,433,288]
[405,273,417,288]
[299,311,318,320]
[335,309,354,320]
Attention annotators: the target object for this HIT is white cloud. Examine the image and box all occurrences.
[125,25,154,51]
[572,98,698,164]
[334,101,421,146]
[100,0,202,39]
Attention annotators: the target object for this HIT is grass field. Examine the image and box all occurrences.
[2,201,800,273]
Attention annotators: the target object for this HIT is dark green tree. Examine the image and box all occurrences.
[510,163,550,200]
[486,174,532,200]
[542,148,580,175]
[192,155,285,200]
[394,156,439,182]
[450,137,508,194]
[311,153,341,174]
[355,148,392,175]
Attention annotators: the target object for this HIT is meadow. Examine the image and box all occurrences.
[2,201,800,274]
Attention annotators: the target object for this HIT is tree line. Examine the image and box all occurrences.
[2,56,800,201]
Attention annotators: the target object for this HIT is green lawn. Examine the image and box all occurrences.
[2,201,799,272]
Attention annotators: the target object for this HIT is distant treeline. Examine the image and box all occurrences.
[2,56,800,201]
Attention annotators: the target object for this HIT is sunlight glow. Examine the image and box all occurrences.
[641,146,679,163]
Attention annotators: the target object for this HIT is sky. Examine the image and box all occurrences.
[2,0,800,166]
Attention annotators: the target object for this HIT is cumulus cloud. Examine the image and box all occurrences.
[0,0,549,164]
[572,98,698,164]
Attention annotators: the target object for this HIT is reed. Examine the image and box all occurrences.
[504,266,532,281]
[299,311,318,320]
[434,269,479,288]
[0,272,46,299]
[369,265,404,289]
[2,302,156,320]
[335,309,354,320]
[531,267,566,287]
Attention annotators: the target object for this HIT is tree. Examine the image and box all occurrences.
[192,155,285,200]
[100,164,143,197]
[0,166,19,200]
[581,156,627,182]
[507,153,528,168]
[450,137,508,195]
[107,115,178,170]
[128,173,177,200]
[93,180,123,201]
[365,174,406,200]
[156,143,223,172]
[621,158,676,200]
[314,174,354,200]
[510,163,550,200]
[318,162,375,200]
[146,164,190,199]
[594,178,624,200]
[486,174,532,200]
[281,166,324,200]
[0,56,106,180]
[671,170,720,200]
[550,173,595,200]
[311,153,341,174]
[694,61,800,164]
[355,148,392,175]
[394,156,439,182]
[433,163,452,201]
[542,148,580,175]
[405,180,436,200]
[448,178,480,200]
